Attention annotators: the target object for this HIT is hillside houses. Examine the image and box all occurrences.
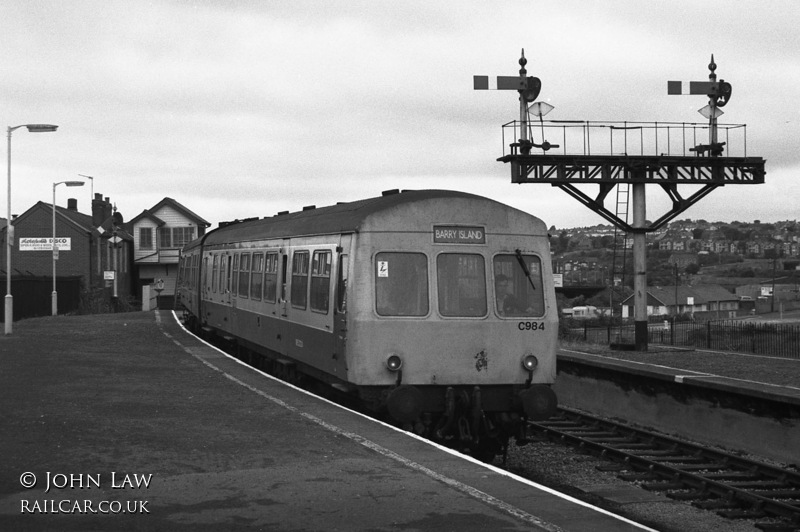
[620,284,740,319]
[561,220,800,259]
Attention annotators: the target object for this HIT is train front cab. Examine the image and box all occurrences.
[346,221,559,447]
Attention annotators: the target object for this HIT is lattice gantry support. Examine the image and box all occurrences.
[476,52,766,351]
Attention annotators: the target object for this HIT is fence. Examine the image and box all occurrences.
[653,320,800,359]
[562,320,800,359]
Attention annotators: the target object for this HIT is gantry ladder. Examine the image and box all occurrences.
[609,183,630,326]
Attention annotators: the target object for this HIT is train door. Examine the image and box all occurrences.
[271,248,290,354]
[333,235,351,361]
[223,253,233,306]
[279,251,289,317]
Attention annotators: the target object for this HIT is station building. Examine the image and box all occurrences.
[0,193,134,320]
[129,198,210,309]
[1,194,209,320]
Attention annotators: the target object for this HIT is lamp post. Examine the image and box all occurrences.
[6,124,58,334]
[52,180,84,316]
[77,174,94,203]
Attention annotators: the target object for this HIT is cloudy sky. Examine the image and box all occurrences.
[2,0,798,230]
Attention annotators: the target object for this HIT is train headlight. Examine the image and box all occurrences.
[522,354,539,372]
[386,354,403,372]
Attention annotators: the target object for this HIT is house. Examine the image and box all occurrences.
[621,284,739,319]
[0,193,134,319]
[668,252,697,269]
[128,198,210,307]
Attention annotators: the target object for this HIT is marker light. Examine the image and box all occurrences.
[386,354,403,372]
[522,354,539,372]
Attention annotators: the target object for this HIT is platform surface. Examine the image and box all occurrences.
[0,311,652,531]
[559,344,800,405]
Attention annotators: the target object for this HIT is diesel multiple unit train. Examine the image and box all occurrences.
[176,189,558,458]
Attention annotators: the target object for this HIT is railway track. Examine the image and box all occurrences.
[526,407,800,532]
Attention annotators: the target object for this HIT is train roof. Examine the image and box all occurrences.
[196,189,544,247]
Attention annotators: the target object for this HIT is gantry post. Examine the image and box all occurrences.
[632,184,647,350]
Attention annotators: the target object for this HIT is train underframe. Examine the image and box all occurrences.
[359,383,557,461]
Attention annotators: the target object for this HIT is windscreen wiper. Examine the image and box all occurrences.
[515,249,536,291]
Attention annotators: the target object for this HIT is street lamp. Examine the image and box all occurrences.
[77,174,94,203]
[6,123,58,334]
[52,180,84,316]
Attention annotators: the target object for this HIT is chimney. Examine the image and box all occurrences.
[103,196,112,223]
[92,193,105,226]
[68,198,78,211]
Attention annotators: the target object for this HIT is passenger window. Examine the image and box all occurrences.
[291,251,310,309]
[437,253,487,317]
[375,252,428,316]
[251,253,264,300]
[238,253,251,297]
[264,252,278,303]
[493,254,545,317]
[336,254,348,313]
[310,251,332,313]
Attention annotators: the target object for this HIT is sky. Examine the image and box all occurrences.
[1,0,799,231]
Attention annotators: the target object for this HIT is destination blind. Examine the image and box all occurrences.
[433,225,485,245]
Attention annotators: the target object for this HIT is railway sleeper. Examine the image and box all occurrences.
[671,462,728,471]
[630,451,686,458]
[754,521,800,532]
[717,508,768,519]
[705,471,768,480]
[560,429,611,436]
[608,443,658,450]
[693,498,742,510]
[727,480,793,489]
[618,472,660,482]
[748,489,800,499]
[641,481,686,491]
[648,455,716,464]
[587,437,637,444]
[596,463,627,472]
[666,489,711,501]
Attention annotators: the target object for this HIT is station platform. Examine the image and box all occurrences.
[555,345,800,464]
[0,311,652,531]
[558,346,800,406]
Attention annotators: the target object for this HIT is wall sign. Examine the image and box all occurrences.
[19,237,72,251]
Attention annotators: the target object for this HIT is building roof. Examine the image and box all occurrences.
[127,197,210,229]
[127,209,166,227]
[9,202,93,233]
[3,202,133,242]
